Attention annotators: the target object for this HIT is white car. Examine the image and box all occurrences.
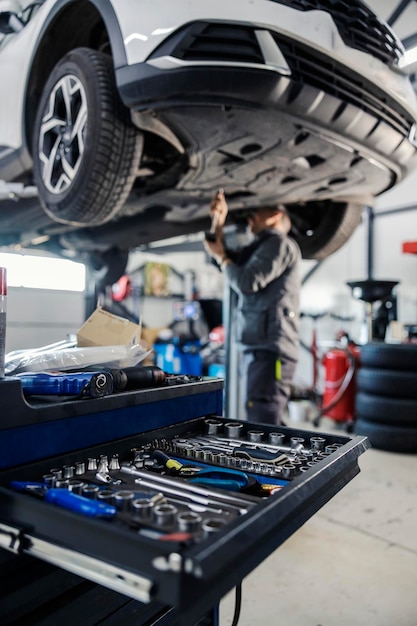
[0,0,416,281]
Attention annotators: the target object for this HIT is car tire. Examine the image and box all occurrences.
[289,200,363,260]
[356,391,417,425]
[359,342,417,371]
[356,367,417,399]
[32,47,143,226]
[354,418,417,453]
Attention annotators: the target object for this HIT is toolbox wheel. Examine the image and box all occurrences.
[354,418,417,453]
[355,392,417,425]
[356,368,417,399]
[359,342,417,371]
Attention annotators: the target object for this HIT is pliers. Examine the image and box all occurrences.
[187,467,250,491]
[152,450,251,492]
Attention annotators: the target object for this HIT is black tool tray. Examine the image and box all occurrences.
[0,378,368,625]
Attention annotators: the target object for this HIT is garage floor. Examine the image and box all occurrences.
[219,416,417,626]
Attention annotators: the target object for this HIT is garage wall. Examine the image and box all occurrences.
[5,287,85,354]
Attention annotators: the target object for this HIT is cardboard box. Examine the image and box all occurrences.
[77,307,141,347]
[139,326,169,365]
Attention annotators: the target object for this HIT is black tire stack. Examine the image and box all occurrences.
[354,342,417,453]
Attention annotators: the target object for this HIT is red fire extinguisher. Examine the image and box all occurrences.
[322,344,360,422]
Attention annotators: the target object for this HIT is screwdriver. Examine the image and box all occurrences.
[11,481,117,518]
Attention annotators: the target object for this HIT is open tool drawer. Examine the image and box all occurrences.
[0,378,368,625]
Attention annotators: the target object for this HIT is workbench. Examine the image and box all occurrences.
[0,377,368,625]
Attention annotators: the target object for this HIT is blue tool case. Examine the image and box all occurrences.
[0,377,368,625]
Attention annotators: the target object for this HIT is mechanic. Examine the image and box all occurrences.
[204,190,301,425]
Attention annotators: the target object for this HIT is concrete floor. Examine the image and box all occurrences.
[219,416,417,626]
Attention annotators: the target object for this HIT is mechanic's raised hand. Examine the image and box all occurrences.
[210,189,228,230]
[204,190,228,264]
[204,234,226,264]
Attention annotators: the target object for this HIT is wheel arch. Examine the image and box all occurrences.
[24,0,127,154]
[287,198,364,260]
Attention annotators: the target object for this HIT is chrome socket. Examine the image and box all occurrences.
[109,454,120,471]
[87,458,98,471]
[63,465,75,479]
[75,461,86,475]
[42,474,55,488]
[97,489,114,503]
[153,503,178,526]
[225,422,243,438]
[114,490,135,512]
[310,437,326,451]
[67,479,85,494]
[202,518,227,536]
[282,464,297,479]
[132,498,154,521]
[290,437,305,450]
[50,468,63,480]
[205,418,223,435]
[98,455,109,473]
[177,511,202,533]
[269,432,285,445]
[54,479,69,489]
[82,485,100,499]
[247,430,264,443]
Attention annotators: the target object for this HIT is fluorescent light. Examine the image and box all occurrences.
[402,45,417,68]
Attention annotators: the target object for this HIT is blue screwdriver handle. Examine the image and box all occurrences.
[45,489,117,517]
[11,481,45,491]
[10,481,117,517]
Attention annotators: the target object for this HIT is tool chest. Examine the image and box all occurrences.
[0,377,368,625]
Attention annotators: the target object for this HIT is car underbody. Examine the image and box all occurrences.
[0,0,416,286]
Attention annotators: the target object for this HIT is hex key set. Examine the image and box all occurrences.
[0,379,369,625]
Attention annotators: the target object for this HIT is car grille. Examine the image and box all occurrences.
[268,0,404,66]
[161,22,413,139]
[274,34,412,137]
[166,23,264,65]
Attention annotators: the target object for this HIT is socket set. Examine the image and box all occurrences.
[0,380,369,625]
[154,417,345,481]
[5,417,356,549]
[9,445,256,545]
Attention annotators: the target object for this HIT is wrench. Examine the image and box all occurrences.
[120,464,256,514]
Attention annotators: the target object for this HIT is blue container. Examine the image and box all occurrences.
[208,363,226,378]
[153,339,203,376]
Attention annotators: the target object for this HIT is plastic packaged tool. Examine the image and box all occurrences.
[14,371,114,397]
[0,267,6,378]
[5,342,150,375]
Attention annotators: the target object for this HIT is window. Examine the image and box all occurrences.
[0,252,85,291]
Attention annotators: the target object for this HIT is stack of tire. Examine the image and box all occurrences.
[354,342,417,453]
